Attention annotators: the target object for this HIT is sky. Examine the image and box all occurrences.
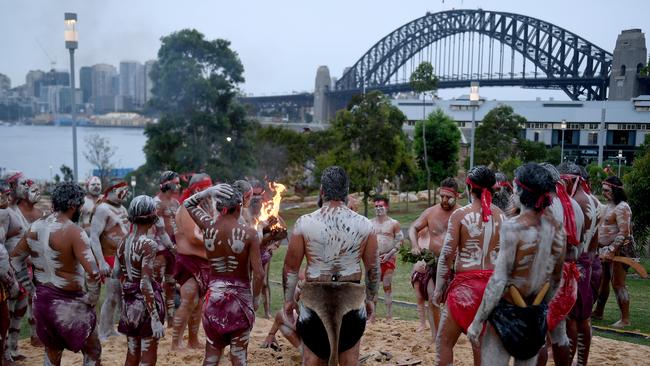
[1,0,648,101]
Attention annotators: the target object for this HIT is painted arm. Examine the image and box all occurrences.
[73,230,101,306]
[183,189,215,231]
[467,221,517,345]
[139,238,164,338]
[282,223,305,318]
[408,211,428,254]
[601,203,632,258]
[9,234,33,294]
[89,206,110,276]
[362,232,380,319]
[433,212,460,304]
[0,242,19,298]
[248,228,265,311]
[549,222,567,301]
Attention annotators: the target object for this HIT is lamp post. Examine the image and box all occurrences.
[131,175,137,197]
[64,12,78,182]
[469,81,480,170]
[560,119,566,163]
[617,150,624,176]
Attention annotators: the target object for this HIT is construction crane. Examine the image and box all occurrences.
[35,38,56,70]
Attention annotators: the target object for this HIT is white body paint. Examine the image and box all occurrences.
[371,217,399,255]
[293,203,373,279]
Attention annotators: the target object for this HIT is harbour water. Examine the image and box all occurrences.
[0,125,147,180]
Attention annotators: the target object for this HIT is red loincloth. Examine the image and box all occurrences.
[104,255,115,270]
[380,256,396,281]
[547,261,579,330]
[157,248,176,276]
[174,253,211,297]
[410,264,436,299]
[445,269,493,333]
[202,277,255,348]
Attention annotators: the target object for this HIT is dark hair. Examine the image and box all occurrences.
[159,171,179,192]
[467,166,496,198]
[128,195,158,225]
[514,163,556,212]
[233,180,252,196]
[556,162,581,176]
[0,179,9,192]
[494,172,508,184]
[216,185,242,214]
[373,194,389,205]
[440,177,459,191]
[492,172,511,211]
[579,165,590,182]
[539,163,560,182]
[320,166,349,202]
[603,176,627,204]
[52,182,85,213]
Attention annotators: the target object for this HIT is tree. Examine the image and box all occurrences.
[624,140,650,255]
[59,165,74,182]
[315,91,413,216]
[410,62,439,205]
[413,109,461,186]
[141,29,256,181]
[474,105,526,169]
[83,134,116,186]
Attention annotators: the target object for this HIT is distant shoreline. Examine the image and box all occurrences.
[1,122,146,129]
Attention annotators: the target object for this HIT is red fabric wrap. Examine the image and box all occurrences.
[440,187,459,197]
[445,269,493,333]
[104,255,115,270]
[494,181,513,191]
[555,183,579,246]
[602,180,624,189]
[203,277,255,348]
[514,178,551,210]
[466,178,492,222]
[179,177,213,203]
[380,256,396,281]
[103,181,128,197]
[547,261,580,331]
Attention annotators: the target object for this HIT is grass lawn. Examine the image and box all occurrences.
[19,201,650,348]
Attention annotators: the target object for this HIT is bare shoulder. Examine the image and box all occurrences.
[244,226,259,242]
[615,201,631,214]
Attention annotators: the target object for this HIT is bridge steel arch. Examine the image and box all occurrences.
[335,9,613,100]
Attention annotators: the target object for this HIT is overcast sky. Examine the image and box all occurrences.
[1,0,648,101]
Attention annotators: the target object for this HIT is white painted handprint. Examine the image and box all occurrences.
[461,212,482,238]
[229,228,247,254]
[459,240,482,267]
[203,228,218,251]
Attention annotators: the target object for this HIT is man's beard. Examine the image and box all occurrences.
[72,207,82,223]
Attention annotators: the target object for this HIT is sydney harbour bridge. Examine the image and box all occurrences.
[242,9,617,123]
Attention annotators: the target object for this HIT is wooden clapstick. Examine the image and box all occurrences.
[533,282,550,306]
[508,285,527,308]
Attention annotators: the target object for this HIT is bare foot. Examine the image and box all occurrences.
[261,335,277,349]
[611,319,631,328]
[591,312,604,320]
[416,324,427,332]
[188,339,203,350]
[170,341,187,352]
[30,335,43,347]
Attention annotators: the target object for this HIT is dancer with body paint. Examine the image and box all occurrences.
[171,173,214,351]
[80,176,102,233]
[557,162,602,365]
[408,177,460,339]
[10,182,102,366]
[467,163,565,365]
[184,183,264,366]
[370,195,402,321]
[262,267,306,351]
[434,167,503,366]
[283,166,379,366]
[153,171,181,327]
[537,163,584,366]
[3,171,44,356]
[0,180,20,366]
[492,172,515,215]
[114,195,166,366]
[91,179,130,341]
[595,175,633,328]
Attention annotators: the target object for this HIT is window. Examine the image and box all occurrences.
[534,131,540,142]
[620,64,627,76]
[588,132,598,145]
[612,131,629,145]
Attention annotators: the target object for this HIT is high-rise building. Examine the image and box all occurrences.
[34,69,69,98]
[91,64,117,113]
[80,66,92,104]
[119,61,146,108]
[144,59,156,103]
[25,70,45,97]
[0,73,10,93]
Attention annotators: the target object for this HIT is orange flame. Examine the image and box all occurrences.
[257,182,286,229]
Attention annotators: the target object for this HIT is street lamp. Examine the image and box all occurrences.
[131,175,137,196]
[469,82,480,169]
[560,119,566,163]
[617,150,624,176]
[64,12,78,182]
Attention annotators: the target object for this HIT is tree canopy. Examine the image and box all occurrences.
[413,109,461,185]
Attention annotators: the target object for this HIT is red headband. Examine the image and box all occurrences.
[179,177,213,203]
[103,181,128,197]
[466,177,492,222]
[602,180,624,189]
[560,174,592,196]
[514,178,552,211]
[555,182,579,246]
[6,172,24,186]
[440,187,459,197]
[495,181,513,191]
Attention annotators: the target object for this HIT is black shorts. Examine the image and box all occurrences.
[488,299,548,361]
[296,306,366,361]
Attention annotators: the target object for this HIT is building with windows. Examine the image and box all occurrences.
[395,95,650,166]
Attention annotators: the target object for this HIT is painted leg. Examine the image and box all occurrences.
[479,325,510,366]
[338,339,361,366]
[171,279,199,351]
[263,262,271,319]
[98,278,121,341]
[80,328,102,366]
[414,286,427,332]
[551,319,571,366]
[435,307,463,366]
[612,261,631,327]
[383,270,394,320]
[164,277,176,328]
[202,341,224,366]
[426,278,439,343]
[575,320,592,366]
[302,345,327,366]
[593,261,611,320]
[140,337,159,366]
[124,336,141,366]
[229,330,251,366]
[7,295,27,360]
[0,300,9,366]
[187,299,203,349]
[27,295,41,347]
[43,347,63,366]
[262,312,282,348]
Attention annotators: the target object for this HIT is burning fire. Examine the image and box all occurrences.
[257,182,286,229]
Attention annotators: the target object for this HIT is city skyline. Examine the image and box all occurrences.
[1,0,649,101]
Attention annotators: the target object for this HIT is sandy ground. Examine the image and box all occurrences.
[15,317,650,365]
